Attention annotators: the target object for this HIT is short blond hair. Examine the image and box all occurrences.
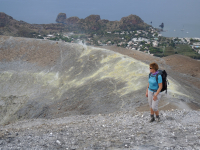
[150,62,159,71]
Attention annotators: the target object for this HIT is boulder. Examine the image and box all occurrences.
[56,13,67,23]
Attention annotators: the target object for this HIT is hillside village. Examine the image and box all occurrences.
[37,27,200,58]
[0,12,200,59]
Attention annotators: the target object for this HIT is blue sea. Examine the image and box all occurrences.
[0,0,200,38]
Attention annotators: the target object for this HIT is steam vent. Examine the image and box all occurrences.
[0,36,200,149]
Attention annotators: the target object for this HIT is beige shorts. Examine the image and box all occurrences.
[148,89,162,111]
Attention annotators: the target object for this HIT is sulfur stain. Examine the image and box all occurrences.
[0,45,191,102]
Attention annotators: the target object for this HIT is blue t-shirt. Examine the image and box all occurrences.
[148,74,162,92]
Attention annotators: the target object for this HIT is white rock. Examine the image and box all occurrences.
[56,140,61,145]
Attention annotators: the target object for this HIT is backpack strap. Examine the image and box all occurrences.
[149,73,159,83]
[156,74,158,83]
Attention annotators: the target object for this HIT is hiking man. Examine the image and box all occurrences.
[146,62,163,122]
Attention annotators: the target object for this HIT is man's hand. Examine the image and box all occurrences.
[146,92,148,97]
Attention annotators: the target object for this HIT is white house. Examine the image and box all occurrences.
[120,31,125,35]
[193,42,200,46]
[132,38,149,42]
[153,41,159,47]
[47,34,54,37]
[128,41,133,45]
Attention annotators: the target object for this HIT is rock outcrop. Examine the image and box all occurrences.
[0,12,13,27]
[0,12,150,36]
[54,13,150,32]
[120,14,146,30]
[55,13,67,23]
[120,14,144,25]
[65,16,80,25]
[85,15,101,22]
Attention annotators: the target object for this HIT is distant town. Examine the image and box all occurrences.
[34,27,200,59]
[1,12,199,59]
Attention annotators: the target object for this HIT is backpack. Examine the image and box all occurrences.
[149,70,168,93]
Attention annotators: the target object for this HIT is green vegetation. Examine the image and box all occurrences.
[149,47,163,56]
[190,38,199,43]
[176,44,200,59]
[164,46,175,56]
[49,35,72,42]
[16,27,35,38]
[160,44,200,59]
[49,37,59,41]
[37,36,44,39]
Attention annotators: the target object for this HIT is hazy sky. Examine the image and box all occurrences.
[1,0,199,24]
[1,0,200,37]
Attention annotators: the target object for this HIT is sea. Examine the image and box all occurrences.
[0,0,200,38]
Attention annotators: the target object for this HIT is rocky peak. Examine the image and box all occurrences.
[65,17,80,25]
[120,14,143,25]
[85,15,101,22]
[56,13,67,23]
[119,14,144,30]
[0,12,13,27]
[53,13,149,32]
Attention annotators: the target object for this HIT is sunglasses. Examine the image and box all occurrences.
[150,68,153,69]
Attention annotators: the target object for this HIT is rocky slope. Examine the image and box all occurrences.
[0,109,200,149]
[0,12,67,37]
[1,35,199,124]
[101,45,200,101]
[0,36,200,149]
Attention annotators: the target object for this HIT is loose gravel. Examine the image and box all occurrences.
[0,109,200,150]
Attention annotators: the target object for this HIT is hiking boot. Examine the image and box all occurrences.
[149,117,155,122]
[156,116,160,122]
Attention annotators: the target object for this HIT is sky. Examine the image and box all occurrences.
[1,0,200,37]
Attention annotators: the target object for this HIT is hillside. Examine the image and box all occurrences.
[0,12,150,37]
[0,12,66,37]
[0,36,200,149]
[100,45,200,89]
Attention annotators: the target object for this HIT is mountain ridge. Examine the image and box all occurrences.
[0,12,150,37]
